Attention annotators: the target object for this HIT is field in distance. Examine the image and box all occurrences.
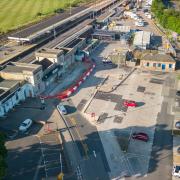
[0,0,91,34]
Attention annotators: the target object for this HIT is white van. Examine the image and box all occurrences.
[57,103,67,115]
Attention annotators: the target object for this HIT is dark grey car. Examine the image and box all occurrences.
[176,91,180,97]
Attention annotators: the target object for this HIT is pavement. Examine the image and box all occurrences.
[85,68,166,179]
[42,61,89,96]
[70,41,176,180]
[172,77,180,180]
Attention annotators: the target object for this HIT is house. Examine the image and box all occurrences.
[140,53,176,72]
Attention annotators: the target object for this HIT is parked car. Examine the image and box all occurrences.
[175,121,180,129]
[172,165,180,178]
[145,12,150,17]
[123,100,137,107]
[177,147,180,154]
[176,90,180,97]
[143,8,149,13]
[132,132,149,142]
[132,15,139,20]
[19,119,33,132]
[57,103,67,115]
[102,59,112,64]
[147,14,152,19]
[135,21,144,27]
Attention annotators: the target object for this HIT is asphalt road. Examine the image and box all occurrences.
[146,74,174,180]
[5,135,42,180]
[63,99,110,180]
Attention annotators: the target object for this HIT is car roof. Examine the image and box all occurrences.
[23,119,32,123]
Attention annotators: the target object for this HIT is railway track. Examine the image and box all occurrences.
[0,0,123,67]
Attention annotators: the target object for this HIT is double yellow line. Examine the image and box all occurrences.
[69,117,89,159]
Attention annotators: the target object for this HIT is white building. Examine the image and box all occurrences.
[0,79,34,117]
[133,31,151,49]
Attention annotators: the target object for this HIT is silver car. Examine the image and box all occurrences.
[19,119,33,132]
[57,103,67,115]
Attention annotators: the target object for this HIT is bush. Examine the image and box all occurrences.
[152,0,180,33]
[0,132,7,179]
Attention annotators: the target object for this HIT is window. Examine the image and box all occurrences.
[153,63,156,67]
[146,62,149,67]
[36,74,40,80]
[158,63,161,67]
[169,64,172,68]
[38,83,41,90]
[26,77,31,82]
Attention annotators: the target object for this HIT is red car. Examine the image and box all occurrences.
[123,100,137,107]
[132,132,149,142]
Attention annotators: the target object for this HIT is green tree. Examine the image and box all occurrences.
[0,132,7,179]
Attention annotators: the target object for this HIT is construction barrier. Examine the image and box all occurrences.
[40,63,95,100]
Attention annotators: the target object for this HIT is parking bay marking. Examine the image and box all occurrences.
[69,117,89,158]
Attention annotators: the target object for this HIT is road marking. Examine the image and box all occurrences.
[69,117,89,158]
[33,156,43,180]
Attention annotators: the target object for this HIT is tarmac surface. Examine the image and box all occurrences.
[62,98,110,180]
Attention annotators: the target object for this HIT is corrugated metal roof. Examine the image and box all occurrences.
[133,31,151,47]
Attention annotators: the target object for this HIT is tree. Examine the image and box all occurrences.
[0,132,7,179]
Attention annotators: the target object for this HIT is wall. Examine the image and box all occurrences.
[140,60,175,72]
[0,83,34,117]
[0,72,24,80]
[23,69,44,94]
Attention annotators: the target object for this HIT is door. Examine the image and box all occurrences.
[162,64,166,70]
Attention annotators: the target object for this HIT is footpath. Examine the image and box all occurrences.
[172,76,180,180]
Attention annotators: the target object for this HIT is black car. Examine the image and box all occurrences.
[177,147,180,154]
[176,90,180,97]
[175,121,180,129]
[143,9,149,13]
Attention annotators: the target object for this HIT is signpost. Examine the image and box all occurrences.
[91,112,95,121]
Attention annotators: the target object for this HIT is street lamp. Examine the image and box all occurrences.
[93,0,97,19]
[69,0,75,16]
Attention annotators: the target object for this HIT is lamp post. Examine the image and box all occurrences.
[93,0,97,19]
[69,0,73,16]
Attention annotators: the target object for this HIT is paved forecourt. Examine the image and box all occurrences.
[86,69,165,178]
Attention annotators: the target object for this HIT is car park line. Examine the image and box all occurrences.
[33,156,43,180]
[125,156,135,176]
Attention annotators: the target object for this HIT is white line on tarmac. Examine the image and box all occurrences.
[33,156,43,180]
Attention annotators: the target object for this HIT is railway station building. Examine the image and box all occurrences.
[0,79,34,117]
[0,62,44,94]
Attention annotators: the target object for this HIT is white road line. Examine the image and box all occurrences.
[45,159,60,164]
[43,152,59,157]
[46,166,61,171]
[33,156,43,180]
